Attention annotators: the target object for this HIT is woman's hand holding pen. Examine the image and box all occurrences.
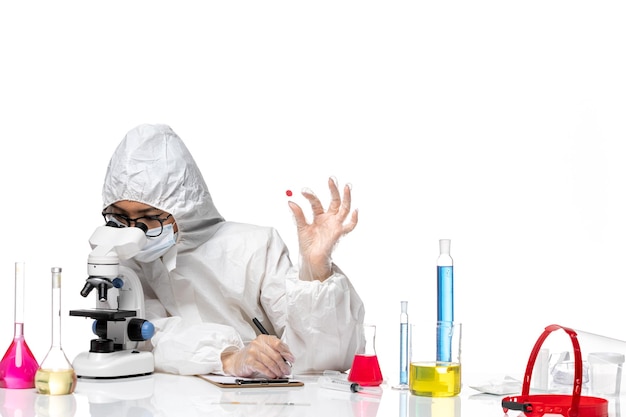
[288,177,359,282]
[221,335,295,379]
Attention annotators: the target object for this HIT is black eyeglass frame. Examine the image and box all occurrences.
[101,211,173,237]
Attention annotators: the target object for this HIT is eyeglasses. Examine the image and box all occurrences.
[102,211,174,237]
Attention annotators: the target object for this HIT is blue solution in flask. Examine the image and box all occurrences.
[437,239,453,362]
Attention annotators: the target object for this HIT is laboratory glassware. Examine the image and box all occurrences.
[348,324,383,387]
[35,267,77,395]
[588,352,624,396]
[410,321,462,397]
[437,239,453,362]
[0,262,40,389]
[392,300,409,390]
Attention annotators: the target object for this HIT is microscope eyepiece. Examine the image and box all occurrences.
[105,220,121,228]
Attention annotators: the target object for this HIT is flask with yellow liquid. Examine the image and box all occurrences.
[35,267,77,395]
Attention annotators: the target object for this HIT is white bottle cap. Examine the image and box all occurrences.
[401,300,407,313]
[439,239,451,255]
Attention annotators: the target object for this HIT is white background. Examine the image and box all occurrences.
[1,1,625,384]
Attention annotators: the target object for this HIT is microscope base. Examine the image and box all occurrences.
[73,350,154,379]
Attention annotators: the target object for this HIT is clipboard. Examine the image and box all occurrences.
[198,374,304,388]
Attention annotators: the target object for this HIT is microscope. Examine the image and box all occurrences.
[70,222,155,379]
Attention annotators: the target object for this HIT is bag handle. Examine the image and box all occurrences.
[522,324,583,414]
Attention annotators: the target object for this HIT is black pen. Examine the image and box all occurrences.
[252,317,293,368]
[235,378,290,385]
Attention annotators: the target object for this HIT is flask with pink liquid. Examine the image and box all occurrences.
[348,324,383,387]
[0,262,40,388]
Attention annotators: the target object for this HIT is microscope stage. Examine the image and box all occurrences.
[69,309,138,320]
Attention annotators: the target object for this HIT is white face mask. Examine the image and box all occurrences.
[134,223,177,263]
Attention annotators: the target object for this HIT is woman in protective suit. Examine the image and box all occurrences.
[100,123,365,378]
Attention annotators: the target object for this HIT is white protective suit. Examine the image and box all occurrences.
[101,124,365,375]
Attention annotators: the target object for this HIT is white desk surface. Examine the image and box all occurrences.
[1,372,623,417]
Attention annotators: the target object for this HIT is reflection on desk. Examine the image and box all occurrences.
[0,387,76,417]
[1,373,623,417]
